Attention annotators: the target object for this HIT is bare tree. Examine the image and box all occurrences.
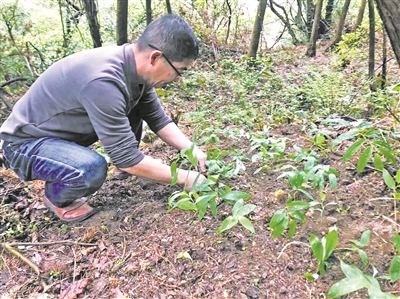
[375,0,400,66]
[225,0,232,44]
[248,0,267,58]
[368,0,375,88]
[82,0,102,47]
[329,0,351,49]
[117,0,128,45]
[354,0,367,30]
[146,0,152,25]
[305,0,323,57]
[165,0,172,14]
[268,0,300,45]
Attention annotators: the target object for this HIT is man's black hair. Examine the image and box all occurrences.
[137,14,199,62]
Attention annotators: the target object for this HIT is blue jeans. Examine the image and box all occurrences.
[3,138,108,207]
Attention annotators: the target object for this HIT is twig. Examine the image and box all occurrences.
[380,215,400,229]
[370,197,395,201]
[6,240,98,247]
[0,242,47,289]
[72,248,77,283]
[277,241,310,260]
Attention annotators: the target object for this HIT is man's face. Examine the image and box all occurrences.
[151,57,194,88]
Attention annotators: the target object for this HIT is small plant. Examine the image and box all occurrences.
[168,145,255,234]
[309,227,338,276]
[389,233,400,283]
[217,199,256,234]
[328,260,398,299]
[350,230,371,268]
[248,129,287,174]
[269,199,319,238]
[333,121,396,174]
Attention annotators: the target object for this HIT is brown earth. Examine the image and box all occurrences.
[1,121,400,299]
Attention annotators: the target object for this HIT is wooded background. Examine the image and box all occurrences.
[0,0,399,93]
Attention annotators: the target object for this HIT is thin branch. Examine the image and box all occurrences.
[0,77,29,88]
[5,240,98,247]
[0,242,47,288]
[277,241,310,260]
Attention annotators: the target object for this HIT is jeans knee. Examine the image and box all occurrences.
[85,155,108,191]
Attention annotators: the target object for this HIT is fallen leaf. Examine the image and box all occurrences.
[59,278,90,299]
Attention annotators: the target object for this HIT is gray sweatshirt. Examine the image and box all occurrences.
[0,44,173,168]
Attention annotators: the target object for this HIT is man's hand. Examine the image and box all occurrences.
[192,146,207,172]
[181,169,207,192]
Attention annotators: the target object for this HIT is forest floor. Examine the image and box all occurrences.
[1,46,400,299]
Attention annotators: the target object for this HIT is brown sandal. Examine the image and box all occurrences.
[43,196,96,222]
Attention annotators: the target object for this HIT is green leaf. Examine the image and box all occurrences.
[373,154,384,171]
[357,249,369,268]
[269,209,286,228]
[232,199,244,215]
[327,277,368,298]
[377,146,396,165]
[286,201,311,211]
[235,204,256,218]
[357,145,373,173]
[289,210,307,223]
[331,130,359,148]
[170,161,178,186]
[396,169,400,184]
[217,216,238,234]
[343,139,366,163]
[271,216,289,238]
[238,216,255,233]
[328,173,337,190]
[288,219,297,238]
[209,198,217,217]
[175,199,197,211]
[393,234,400,253]
[352,230,371,248]
[382,169,396,190]
[324,229,338,260]
[310,234,324,266]
[221,191,251,205]
[389,256,400,283]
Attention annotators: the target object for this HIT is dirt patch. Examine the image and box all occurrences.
[1,123,399,299]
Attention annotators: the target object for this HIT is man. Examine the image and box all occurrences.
[0,14,207,222]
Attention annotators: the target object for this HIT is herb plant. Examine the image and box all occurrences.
[309,228,338,275]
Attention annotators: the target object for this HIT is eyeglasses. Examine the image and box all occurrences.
[148,44,182,77]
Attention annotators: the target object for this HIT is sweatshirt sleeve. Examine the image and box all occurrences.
[137,86,173,133]
[79,79,145,168]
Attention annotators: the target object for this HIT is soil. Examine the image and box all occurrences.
[1,121,400,299]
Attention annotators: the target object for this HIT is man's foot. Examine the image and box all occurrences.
[43,196,96,222]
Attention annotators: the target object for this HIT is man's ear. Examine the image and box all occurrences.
[150,51,162,65]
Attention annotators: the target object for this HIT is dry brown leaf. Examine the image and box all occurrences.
[59,278,90,299]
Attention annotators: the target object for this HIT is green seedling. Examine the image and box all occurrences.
[338,230,371,268]
[168,143,255,234]
[389,234,400,283]
[328,260,399,299]
[176,252,192,261]
[217,199,256,234]
[333,121,396,174]
[248,130,287,174]
[269,199,319,238]
[309,227,338,276]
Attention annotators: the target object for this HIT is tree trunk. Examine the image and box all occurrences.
[248,0,267,58]
[165,0,172,14]
[354,0,367,30]
[146,0,152,25]
[330,0,351,49]
[305,0,323,57]
[375,0,400,66]
[82,0,102,48]
[225,0,232,44]
[368,0,375,89]
[117,0,128,45]
[324,0,334,28]
[306,0,315,38]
